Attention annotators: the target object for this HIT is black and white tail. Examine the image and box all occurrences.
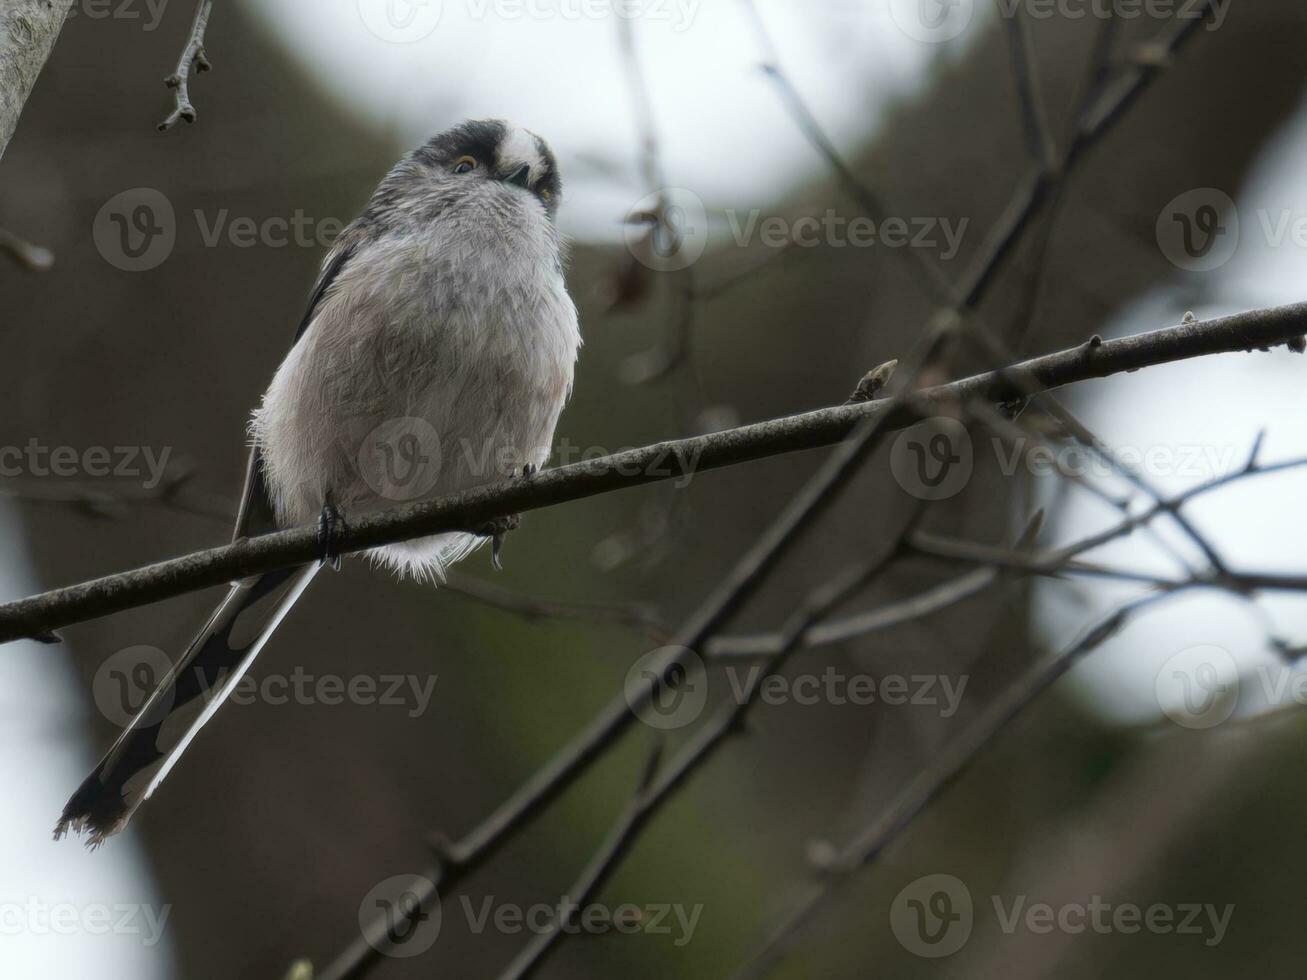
[55,564,318,847]
[57,233,350,847]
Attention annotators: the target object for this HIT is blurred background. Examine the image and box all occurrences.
[2,0,1307,977]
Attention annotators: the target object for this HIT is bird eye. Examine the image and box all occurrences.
[453,156,478,174]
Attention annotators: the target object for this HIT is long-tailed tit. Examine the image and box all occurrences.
[57,120,581,846]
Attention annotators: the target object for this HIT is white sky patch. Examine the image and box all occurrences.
[0,505,174,979]
[1032,91,1307,728]
[241,0,962,238]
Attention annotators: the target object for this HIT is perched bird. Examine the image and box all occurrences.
[56,120,581,846]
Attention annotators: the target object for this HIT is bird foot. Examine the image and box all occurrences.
[317,498,348,571]
[474,465,536,571]
[476,514,521,571]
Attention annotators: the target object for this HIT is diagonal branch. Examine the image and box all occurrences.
[730,593,1172,979]
[1,302,1303,646]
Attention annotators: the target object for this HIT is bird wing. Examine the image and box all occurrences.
[233,243,357,540]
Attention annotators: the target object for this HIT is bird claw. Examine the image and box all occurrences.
[317,498,347,571]
[476,514,521,572]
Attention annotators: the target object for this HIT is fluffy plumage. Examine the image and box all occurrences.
[57,120,580,844]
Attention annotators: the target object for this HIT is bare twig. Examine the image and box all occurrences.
[496,507,927,980]
[737,0,956,307]
[319,317,956,980]
[0,460,231,524]
[1000,1,1056,173]
[158,0,214,131]
[731,594,1173,978]
[0,227,53,270]
[442,573,672,643]
[960,0,1219,309]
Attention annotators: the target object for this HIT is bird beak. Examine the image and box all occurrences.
[502,164,531,190]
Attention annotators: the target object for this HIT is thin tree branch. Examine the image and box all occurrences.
[1000,0,1056,173]
[960,0,1218,309]
[497,511,924,979]
[442,573,672,644]
[158,0,214,131]
[730,594,1174,979]
[0,226,53,270]
[3,302,1304,646]
[737,0,956,307]
[319,315,955,980]
[0,460,231,524]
